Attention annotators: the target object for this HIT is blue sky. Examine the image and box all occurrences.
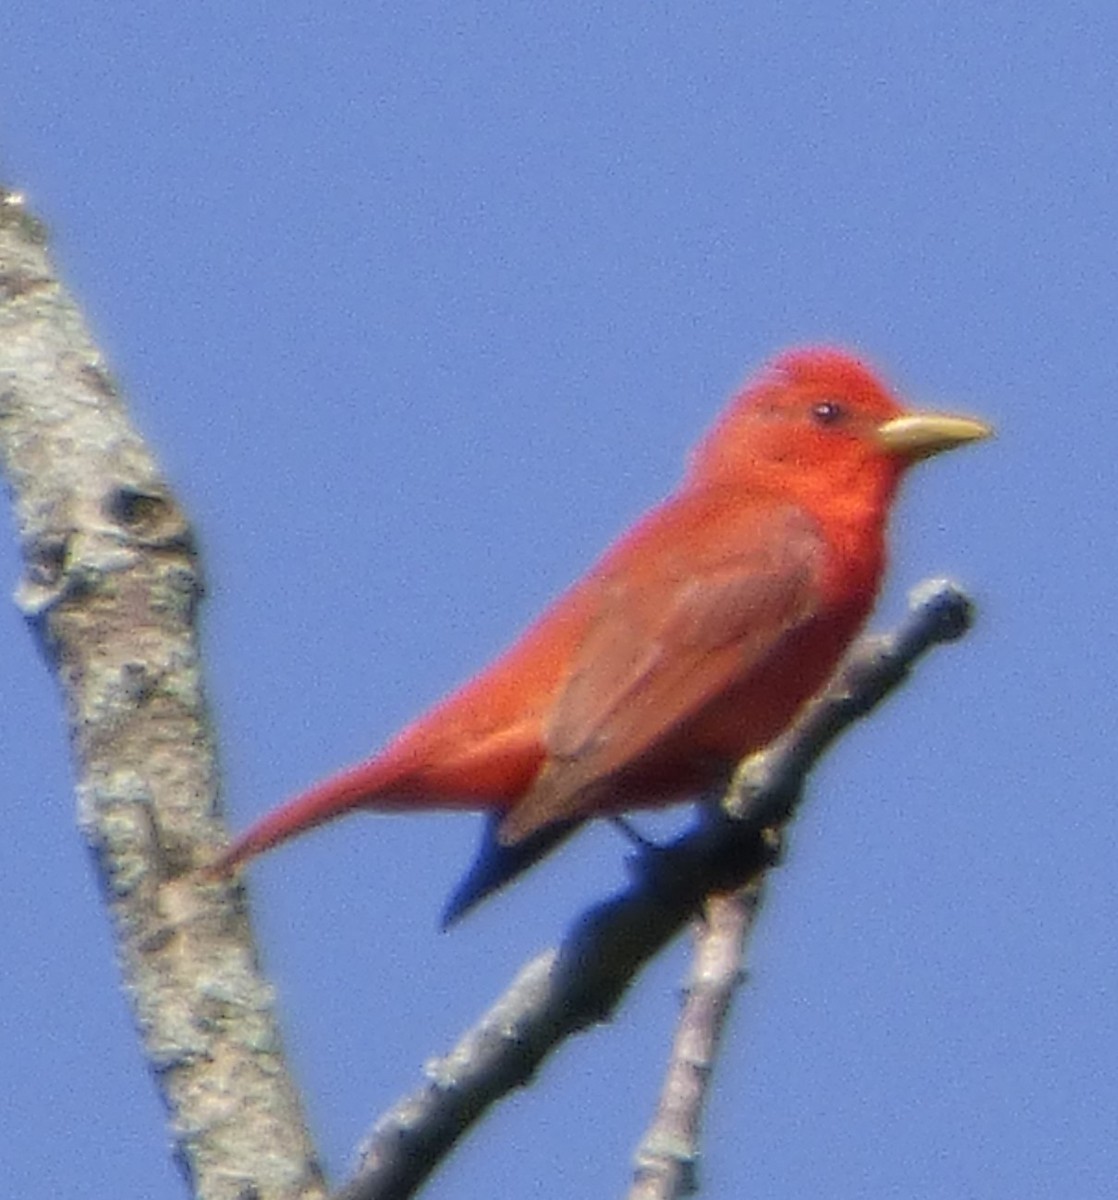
[2,5,1115,1198]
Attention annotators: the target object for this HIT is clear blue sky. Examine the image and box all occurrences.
[2,6,1114,1198]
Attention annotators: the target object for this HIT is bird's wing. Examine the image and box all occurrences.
[498,503,824,843]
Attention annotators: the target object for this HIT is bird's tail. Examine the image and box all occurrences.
[209,755,412,876]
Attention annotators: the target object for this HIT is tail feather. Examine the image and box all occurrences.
[211,756,411,875]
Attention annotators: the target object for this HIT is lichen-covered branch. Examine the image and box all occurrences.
[336,581,976,1200]
[0,189,324,1200]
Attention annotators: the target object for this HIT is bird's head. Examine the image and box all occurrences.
[687,347,993,508]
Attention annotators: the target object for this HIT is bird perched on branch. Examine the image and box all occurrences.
[213,347,991,922]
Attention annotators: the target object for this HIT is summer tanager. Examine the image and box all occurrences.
[215,348,991,921]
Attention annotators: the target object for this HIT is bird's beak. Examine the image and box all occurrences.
[876,411,994,461]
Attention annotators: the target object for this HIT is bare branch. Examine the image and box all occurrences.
[628,887,764,1200]
[0,189,324,1200]
[336,580,976,1200]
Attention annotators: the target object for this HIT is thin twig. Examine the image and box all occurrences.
[629,887,764,1200]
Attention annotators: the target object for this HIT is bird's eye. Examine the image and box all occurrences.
[811,400,845,426]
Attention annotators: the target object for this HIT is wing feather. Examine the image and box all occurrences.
[498,502,823,842]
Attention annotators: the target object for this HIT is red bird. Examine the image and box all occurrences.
[215,348,991,920]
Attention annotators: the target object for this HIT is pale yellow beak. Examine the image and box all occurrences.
[877,411,995,461]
